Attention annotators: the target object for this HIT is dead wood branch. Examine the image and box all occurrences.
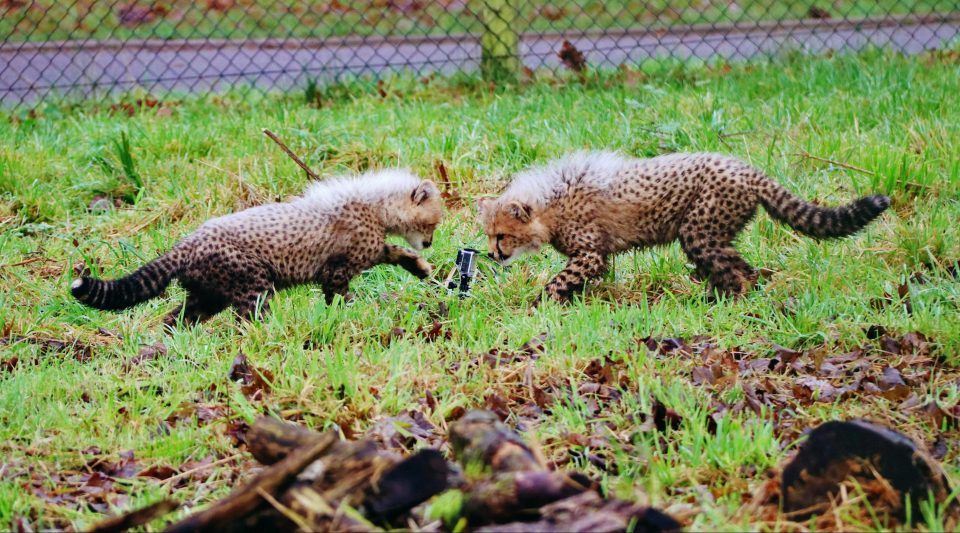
[90,499,179,533]
[247,415,328,465]
[448,410,543,473]
[165,423,337,532]
[463,471,595,524]
[793,150,875,176]
[263,128,321,181]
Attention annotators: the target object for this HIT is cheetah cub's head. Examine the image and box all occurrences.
[399,179,443,251]
[478,198,549,266]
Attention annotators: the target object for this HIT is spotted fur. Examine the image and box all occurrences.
[71,169,442,324]
[479,151,890,304]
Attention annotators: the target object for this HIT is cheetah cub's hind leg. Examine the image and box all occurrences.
[222,263,276,322]
[163,288,228,327]
[678,204,758,301]
[322,268,355,305]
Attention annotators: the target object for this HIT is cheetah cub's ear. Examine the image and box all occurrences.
[477,197,494,215]
[412,180,439,205]
[505,200,533,223]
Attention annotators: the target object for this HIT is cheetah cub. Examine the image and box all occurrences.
[72,169,442,324]
[479,151,890,304]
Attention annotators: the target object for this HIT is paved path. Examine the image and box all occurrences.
[1,14,958,106]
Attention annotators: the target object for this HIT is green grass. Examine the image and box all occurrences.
[1,49,959,531]
[1,0,947,42]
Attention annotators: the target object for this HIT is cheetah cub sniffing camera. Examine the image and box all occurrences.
[479,151,890,305]
[72,169,442,324]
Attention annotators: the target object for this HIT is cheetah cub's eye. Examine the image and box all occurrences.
[496,234,505,240]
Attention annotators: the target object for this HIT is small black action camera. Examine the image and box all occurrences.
[447,248,479,299]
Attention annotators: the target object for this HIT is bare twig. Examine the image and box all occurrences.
[719,129,756,139]
[793,150,875,176]
[165,429,337,533]
[246,416,328,465]
[717,129,755,151]
[262,128,321,181]
[89,499,179,533]
[161,453,243,488]
[0,256,46,269]
[125,211,166,236]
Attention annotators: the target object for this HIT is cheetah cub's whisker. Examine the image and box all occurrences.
[71,169,442,325]
[478,151,890,305]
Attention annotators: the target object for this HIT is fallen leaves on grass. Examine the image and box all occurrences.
[23,449,138,514]
[122,342,167,370]
[640,328,956,451]
[108,97,176,117]
[224,419,250,447]
[228,352,273,400]
[917,400,960,431]
[22,444,243,525]
[366,410,442,452]
[136,464,177,481]
[681,330,939,406]
[434,160,464,210]
[165,401,228,428]
[0,334,94,365]
[470,332,549,369]
[649,397,684,433]
[871,280,913,314]
[415,320,452,342]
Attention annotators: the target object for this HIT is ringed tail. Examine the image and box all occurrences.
[757,179,890,239]
[71,250,183,311]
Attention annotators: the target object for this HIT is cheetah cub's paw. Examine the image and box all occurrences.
[413,257,433,279]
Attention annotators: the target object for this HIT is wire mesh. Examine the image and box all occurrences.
[1,1,958,106]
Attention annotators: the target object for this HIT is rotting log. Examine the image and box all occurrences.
[449,410,680,531]
[448,410,543,473]
[475,491,683,533]
[246,415,329,465]
[364,448,450,520]
[462,470,595,524]
[111,411,679,532]
[241,419,449,531]
[164,425,337,533]
[782,419,952,523]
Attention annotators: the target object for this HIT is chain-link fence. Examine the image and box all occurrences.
[2,1,958,106]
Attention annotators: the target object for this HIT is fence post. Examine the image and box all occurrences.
[480,0,519,82]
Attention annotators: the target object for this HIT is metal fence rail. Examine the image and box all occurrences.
[2,1,958,106]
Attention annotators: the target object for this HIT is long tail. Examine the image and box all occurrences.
[756,178,890,239]
[71,250,184,311]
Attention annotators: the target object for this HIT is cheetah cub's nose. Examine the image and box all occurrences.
[422,239,432,249]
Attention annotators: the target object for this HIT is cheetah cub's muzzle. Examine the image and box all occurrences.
[477,198,549,267]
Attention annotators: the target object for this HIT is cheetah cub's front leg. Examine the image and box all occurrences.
[380,243,433,279]
[534,250,608,307]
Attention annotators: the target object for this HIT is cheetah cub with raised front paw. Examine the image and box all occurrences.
[72,169,442,324]
[479,151,890,305]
